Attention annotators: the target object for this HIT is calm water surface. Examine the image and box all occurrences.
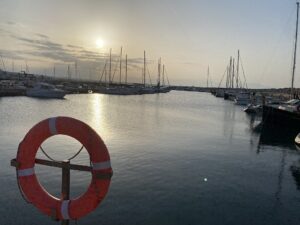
[0,91,299,225]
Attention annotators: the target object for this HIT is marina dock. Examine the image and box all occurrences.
[0,70,296,99]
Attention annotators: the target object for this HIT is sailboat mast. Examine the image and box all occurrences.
[0,55,6,71]
[104,63,107,85]
[226,65,229,88]
[143,50,146,87]
[157,58,161,88]
[228,57,232,88]
[25,60,29,73]
[67,65,71,80]
[119,46,122,84]
[109,48,112,86]
[53,65,56,78]
[236,50,240,89]
[125,54,128,84]
[291,2,299,98]
[75,61,78,80]
[232,58,235,89]
[162,64,165,86]
[207,66,209,88]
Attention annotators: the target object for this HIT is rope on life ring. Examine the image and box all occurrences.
[15,117,112,220]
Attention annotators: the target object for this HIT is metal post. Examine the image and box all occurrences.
[10,157,107,223]
[61,160,70,225]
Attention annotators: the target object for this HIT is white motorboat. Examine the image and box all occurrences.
[26,82,66,99]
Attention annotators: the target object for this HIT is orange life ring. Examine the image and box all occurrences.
[16,117,112,220]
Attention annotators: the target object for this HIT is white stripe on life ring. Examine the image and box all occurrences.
[49,117,57,135]
[61,200,70,220]
[91,161,111,170]
[18,168,35,177]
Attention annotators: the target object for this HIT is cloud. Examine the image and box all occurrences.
[26,49,76,62]
[67,44,83,49]
[0,49,26,60]
[0,26,14,36]
[78,49,110,61]
[1,24,148,80]
[6,21,16,25]
[10,35,83,63]
[34,33,49,39]
[0,23,156,82]
[8,33,125,65]
[128,57,144,64]
[181,62,199,65]
[12,35,63,50]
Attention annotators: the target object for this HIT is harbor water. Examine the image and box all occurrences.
[0,91,299,225]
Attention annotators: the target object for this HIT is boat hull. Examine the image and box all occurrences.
[262,105,300,134]
[244,104,262,114]
[0,88,26,97]
[26,90,66,99]
[235,98,250,105]
[295,133,300,146]
[215,90,224,97]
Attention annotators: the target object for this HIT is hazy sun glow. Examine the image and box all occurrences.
[96,38,104,48]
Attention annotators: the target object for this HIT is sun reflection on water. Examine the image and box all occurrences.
[88,94,111,141]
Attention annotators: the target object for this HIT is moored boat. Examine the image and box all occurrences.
[262,101,300,135]
[295,133,300,147]
[26,82,66,99]
[235,91,251,105]
[156,86,171,93]
[215,89,225,97]
[0,80,26,97]
[244,104,262,114]
[261,2,300,138]
[95,85,142,95]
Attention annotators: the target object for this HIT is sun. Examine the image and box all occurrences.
[96,38,104,48]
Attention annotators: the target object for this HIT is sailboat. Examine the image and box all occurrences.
[139,51,156,94]
[216,51,249,103]
[155,58,170,93]
[262,2,300,135]
[159,64,171,93]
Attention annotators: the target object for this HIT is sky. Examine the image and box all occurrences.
[0,0,299,88]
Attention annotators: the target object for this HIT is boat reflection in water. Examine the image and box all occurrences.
[248,113,300,199]
[291,159,300,191]
[258,123,299,149]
